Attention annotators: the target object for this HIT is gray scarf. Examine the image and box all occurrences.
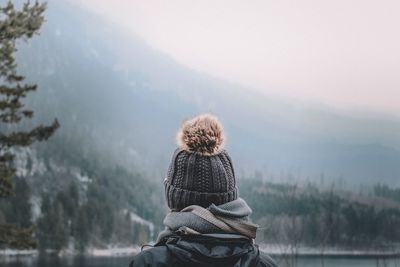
[157,198,258,242]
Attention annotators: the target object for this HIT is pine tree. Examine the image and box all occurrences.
[3,177,32,227]
[0,1,59,248]
[52,201,68,251]
[74,207,89,252]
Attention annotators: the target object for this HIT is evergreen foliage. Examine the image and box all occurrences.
[34,165,158,252]
[0,0,59,249]
[374,184,400,203]
[26,134,163,252]
[240,178,400,249]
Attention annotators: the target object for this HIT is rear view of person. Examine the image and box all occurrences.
[129,113,276,267]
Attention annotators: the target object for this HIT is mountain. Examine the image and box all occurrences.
[17,0,400,189]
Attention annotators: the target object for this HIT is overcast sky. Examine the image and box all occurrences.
[77,0,400,115]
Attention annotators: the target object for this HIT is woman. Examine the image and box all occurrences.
[129,113,276,267]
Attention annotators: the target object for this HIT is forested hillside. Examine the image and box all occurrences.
[0,135,165,251]
[240,178,400,250]
[2,162,400,252]
[16,0,400,186]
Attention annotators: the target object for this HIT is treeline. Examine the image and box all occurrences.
[0,174,157,252]
[3,144,399,253]
[240,179,400,249]
[0,135,165,252]
[36,181,151,252]
[374,184,400,203]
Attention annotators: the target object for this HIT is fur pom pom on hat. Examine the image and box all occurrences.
[165,113,238,211]
[176,113,225,155]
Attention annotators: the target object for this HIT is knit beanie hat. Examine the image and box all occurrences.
[164,113,238,211]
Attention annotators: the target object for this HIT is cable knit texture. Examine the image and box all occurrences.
[165,113,238,210]
[165,148,238,211]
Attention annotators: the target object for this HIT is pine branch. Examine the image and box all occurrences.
[0,224,37,249]
[0,1,58,249]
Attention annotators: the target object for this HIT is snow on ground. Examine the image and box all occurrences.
[13,148,47,177]
[73,169,92,183]
[0,246,140,258]
[0,249,37,256]
[29,195,42,221]
[123,209,155,238]
[259,243,400,256]
[88,246,140,257]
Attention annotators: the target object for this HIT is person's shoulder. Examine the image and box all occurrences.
[258,251,278,267]
[129,246,172,267]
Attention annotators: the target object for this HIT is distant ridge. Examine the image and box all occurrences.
[15,0,400,187]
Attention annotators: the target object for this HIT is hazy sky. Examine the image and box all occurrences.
[77,0,400,115]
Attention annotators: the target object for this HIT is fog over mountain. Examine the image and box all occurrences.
[78,0,400,116]
[17,0,400,187]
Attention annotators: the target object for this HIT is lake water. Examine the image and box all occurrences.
[1,255,400,267]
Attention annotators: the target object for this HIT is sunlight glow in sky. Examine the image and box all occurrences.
[77,0,400,115]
